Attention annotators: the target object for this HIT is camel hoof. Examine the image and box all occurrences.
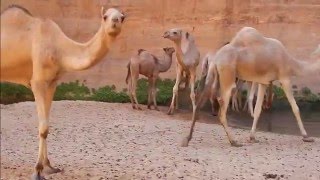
[31,173,46,180]
[147,105,151,109]
[230,141,243,147]
[249,136,259,143]
[44,167,61,175]
[181,137,190,147]
[302,136,315,142]
[167,108,174,115]
[132,106,136,109]
[211,112,218,116]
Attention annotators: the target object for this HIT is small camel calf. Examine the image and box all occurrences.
[126,47,175,110]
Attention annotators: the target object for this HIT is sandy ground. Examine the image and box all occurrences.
[1,101,320,180]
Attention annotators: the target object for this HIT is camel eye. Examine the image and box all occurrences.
[173,32,177,35]
[103,15,108,21]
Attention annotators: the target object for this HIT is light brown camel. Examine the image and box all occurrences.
[163,29,200,120]
[1,5,125,179]
[184,27,319,147]
[125,47,175,110]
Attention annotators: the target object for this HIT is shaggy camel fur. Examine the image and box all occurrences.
[184,27,319,147]
[163,29,200,120]
[125,47,175,110]
[1,5,125,179]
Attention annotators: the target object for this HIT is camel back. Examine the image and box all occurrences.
[1,4,32,16]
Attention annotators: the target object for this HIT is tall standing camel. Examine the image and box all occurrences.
[1,5,125,179]
[125,47,175,110]
[163,29,200,120]
[184,27,318,147]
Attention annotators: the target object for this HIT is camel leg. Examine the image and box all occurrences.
[190,71,197,121]
[218,71,241,147]
[280,80,314,142]
[42,81,61,174]
[248,82,257,117]
[242,82,251,112]
[181,71,197,147]
[210,94,219,116]
[131,72,141,110]
[151,76,159,111]
[232,89,239,112]
[176,71,184,110]
[249,84,267,142]
[128,79,136,109]
[31,80,59,180]
[168,67,182,115]
[147,78,153,109]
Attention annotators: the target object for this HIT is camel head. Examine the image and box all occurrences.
[163,28,183,42]
[163,47,175,56]
[100,7,126,37]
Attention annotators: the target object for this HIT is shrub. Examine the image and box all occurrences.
[273,85,286,99]
[91,86,130,103]
[135,79,149,104]
[54,80,90,100]
[156,78,175,105]
[0,83,33,104]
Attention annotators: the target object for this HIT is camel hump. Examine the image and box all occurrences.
[137,49,146,55]
[1,4,32,16]
[231,27,265,47]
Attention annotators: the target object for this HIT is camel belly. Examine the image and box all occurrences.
[1,32,33,86]
[236,61,277,84]
[0,53,33,86]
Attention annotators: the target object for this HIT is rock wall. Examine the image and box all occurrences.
[1,0,320,92]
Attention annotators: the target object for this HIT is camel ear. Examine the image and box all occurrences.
[101,6,106,18]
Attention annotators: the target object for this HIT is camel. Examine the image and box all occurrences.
[184,27,319,147]
[163,29,200,121]
[125,47,175,110]
[1,5,125,179]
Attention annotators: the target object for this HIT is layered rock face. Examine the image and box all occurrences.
[1,0,319,92]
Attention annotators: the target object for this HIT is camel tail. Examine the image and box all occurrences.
[125,62,131,84]
[196,55,210,93]
[196,63,219,109]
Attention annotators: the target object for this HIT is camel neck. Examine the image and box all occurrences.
[290,56,320,76]
[174,41,187,70]
[158,53,173,72]
[63,22,114,71]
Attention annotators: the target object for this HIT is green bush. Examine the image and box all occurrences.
[54,80,90,100]
[156,78,175,105]
[0,83,34,104]
[273,85,286,99]
[133,78,174,105]
[298,87,320,102]
[2,80,317,106]
[91,86,130,103]
[135,79,149,104]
